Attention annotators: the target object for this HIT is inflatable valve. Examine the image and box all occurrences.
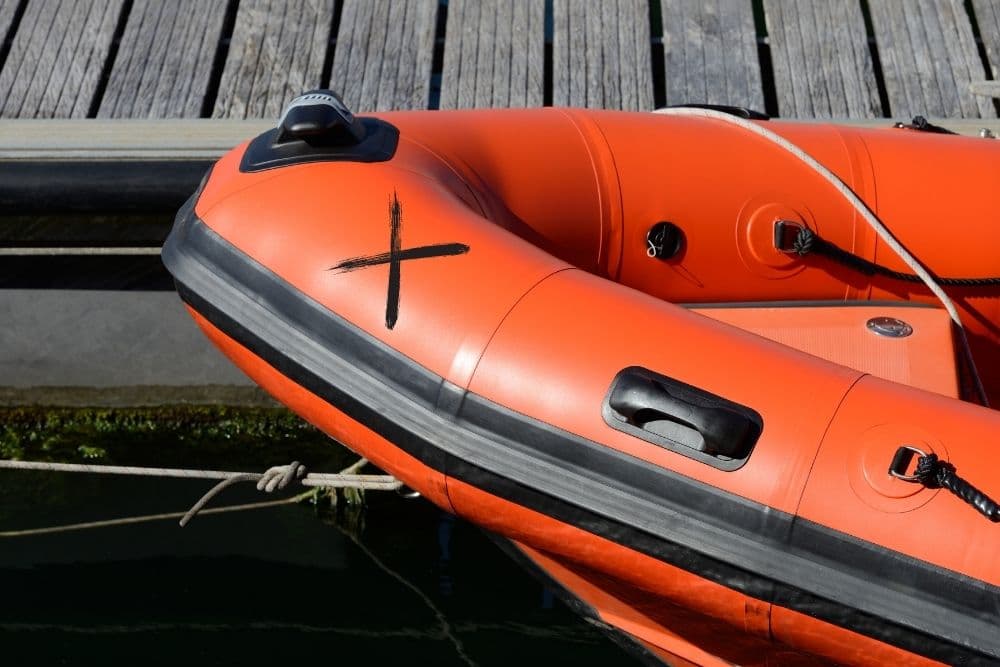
[645,222,684,259]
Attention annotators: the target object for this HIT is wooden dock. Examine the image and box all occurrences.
[0,0,998,121]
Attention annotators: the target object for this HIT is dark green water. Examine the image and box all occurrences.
[0,468,637,666]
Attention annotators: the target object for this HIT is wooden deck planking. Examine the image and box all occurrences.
[0,0,124,118]
[2,1,1000,122]
[765,0,882,118]
[553,0,652,110]
[331,0,437,111]
[661,0,763,110]
[97,0,227,118]
[0,0,18,45]
[869,0,994,118]
[971,0,1000,90]
[440,0,544,108]
[473,0,497,107]
[213,0,334,119]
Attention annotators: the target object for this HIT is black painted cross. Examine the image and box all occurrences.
[329,191,470,329]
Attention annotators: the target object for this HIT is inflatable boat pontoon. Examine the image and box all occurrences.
[163,91,1000,666]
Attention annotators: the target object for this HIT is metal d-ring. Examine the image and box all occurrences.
[888,444,930,482]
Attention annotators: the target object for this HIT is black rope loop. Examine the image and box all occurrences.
[913,453,950,487]
[900,450,1000,523]
[788,227,1000,287]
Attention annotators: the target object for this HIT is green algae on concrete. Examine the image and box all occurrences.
[0,405,356,472]
[0,405,368,530]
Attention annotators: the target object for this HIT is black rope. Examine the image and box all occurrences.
[790,227,1000,287]
[914,453,1000,522]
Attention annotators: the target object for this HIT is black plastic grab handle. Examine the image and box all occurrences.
[607,372,755,459]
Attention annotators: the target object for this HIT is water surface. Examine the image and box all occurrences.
[0,470,636,666]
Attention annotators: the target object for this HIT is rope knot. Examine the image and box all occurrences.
[181,460,308,527]
[914,453,940,486]
[792,227,815,256]
[257,461,307,493]
[914,453,956,489]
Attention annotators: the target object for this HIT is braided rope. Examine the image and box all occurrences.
[914,453,1000,522]
[793,227,1000,287]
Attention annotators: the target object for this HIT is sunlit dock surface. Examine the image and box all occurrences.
[1,0,998,119]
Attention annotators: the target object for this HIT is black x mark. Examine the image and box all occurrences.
[329,191,470,329]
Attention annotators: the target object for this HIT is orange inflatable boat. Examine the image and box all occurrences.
[163,91,1000,665]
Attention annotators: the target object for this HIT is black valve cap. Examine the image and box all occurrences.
[276,89,365,146]
[646,221,684,259]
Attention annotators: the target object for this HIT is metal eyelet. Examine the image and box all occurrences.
[888,445,929,482]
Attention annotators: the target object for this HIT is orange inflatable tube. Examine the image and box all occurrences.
[164,91,1000,665]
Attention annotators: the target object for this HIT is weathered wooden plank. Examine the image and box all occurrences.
[98,0,227,118]
[96,0,167,117]
[0,0,19,45]
[553,0,652,110]
[599,0,620,110]
[582,0,601,107]
[552,0,568,105]
[374,0,407,110]
[520,1,544,107]
[0,119,271,159]
[331,0,437,111]
[441,0,543,109]
[0,0,124,118]
[492,0,512,106]
[357,0,391,108]
[473,0,496,106]
[661,0,763,110]
[971,0,1000,93]
[213,0,334,119]
[615,0,636,110]
[765,0,881,117]
[870,0,993,118]
[333,0,371,109]
[445,0,478,108]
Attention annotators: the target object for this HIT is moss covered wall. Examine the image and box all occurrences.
[0,406,355,471]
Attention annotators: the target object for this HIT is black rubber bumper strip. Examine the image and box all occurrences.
[162,197,1000,664]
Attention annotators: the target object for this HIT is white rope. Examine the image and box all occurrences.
[0,496,304,538]
[653,107,989,406]
[0,458,403,527]
[0,459,400,489]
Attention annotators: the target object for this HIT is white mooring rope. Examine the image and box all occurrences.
[654,106,989,406]
[0,458,402,528]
